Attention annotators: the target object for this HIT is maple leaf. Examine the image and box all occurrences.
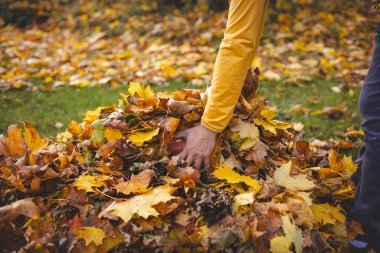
[253,118,291,134]
[102,185,177,223]
[23,122,48,153]
[213,164,262,194]
[114,169,155,195]
[311,203,345,225]
[83,106,115,124]
[77,227,106,246]
[0,124,25,157]
[270,215,303,253]
[231,119,259,150]
[74,175,108,192]
[341,155,358,175]
[128,82,155,100]
[128,128,160,146]
[231,120,259,139]
[273,161,315,191]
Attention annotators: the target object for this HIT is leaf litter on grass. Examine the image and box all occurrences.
[0,1,378,91]
[0,69,361,252]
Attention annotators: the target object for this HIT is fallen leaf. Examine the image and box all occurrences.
[128,82,154,100]
[128,128,160,146]
[102,185,177,223]
[213,164,262,194]
[311,203,345,225]
[23,122,48,153]
[273,161,315,191]
[74,175,108,192]
[0,125,25,156]
[270,215,303,253]
[114,169,155,195]
[0,198,40,223]
[77,227,106,246]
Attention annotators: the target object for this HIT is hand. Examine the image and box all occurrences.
[174,124,217,169]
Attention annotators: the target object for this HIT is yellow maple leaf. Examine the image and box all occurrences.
[83,106,115,124]
[273,161,315,191]
[311,203,345,225]
[128,82,155,100]
[213,164,262,194]
[74,175,108,192]
[0,125,25,157]
[253,118,291,134]
[77,227,106,246]
[23,122,48,153]
[270,215,303,253]
[104,128,124,143]
[341,155,358,175]
[231,120,260,140]
[128,128,160,146]
[103,185,177,223]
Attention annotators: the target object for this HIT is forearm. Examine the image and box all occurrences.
[201,0,269,133]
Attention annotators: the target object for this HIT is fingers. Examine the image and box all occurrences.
[193,156,203,170]
[179,148,188,162]
[204,156,210,169]
[185,154,195,168]
[174,130,189,139]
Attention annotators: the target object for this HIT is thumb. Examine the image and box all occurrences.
[174,129,189,139]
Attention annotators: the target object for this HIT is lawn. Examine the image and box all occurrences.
[0,78,363,152]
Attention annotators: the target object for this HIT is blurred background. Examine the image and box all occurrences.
[0,0,379,154]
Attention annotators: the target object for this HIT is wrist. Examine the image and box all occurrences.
[201,118,222,134]
[199,123,217,137]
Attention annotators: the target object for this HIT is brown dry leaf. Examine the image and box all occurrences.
[0,198,40,223]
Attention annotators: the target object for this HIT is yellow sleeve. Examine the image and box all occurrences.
[201,0,269,133]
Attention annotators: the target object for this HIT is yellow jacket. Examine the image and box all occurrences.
[201,0,269,133]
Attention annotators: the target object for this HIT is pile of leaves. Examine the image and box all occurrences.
[0,0,378,91]
[0,70,360,252]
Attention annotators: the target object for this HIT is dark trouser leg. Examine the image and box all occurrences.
[354,21,380,244]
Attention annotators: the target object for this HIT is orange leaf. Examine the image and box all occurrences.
[0,125,25,157]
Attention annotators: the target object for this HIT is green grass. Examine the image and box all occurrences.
[0,79,362,154]
[259,79,362,140]
[0,81,198,138]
